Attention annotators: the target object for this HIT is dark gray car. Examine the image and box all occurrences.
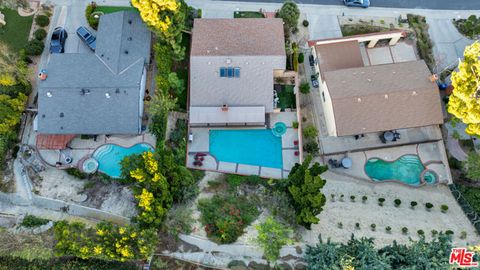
[50,27,68,53]
[76,26,96,51]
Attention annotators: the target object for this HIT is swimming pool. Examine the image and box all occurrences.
[92,143,153,178]
[209,129,283,169]
[364,154,437,186]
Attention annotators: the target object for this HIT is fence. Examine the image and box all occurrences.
[449,184,480,234]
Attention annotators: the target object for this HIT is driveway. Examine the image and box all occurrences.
[427,18,474,71]
[305,13,342,40]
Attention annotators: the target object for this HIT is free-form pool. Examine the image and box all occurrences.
[209,129,283,169]
[92,143,153,178]
[364,154,437,186]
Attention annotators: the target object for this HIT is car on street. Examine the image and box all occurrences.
[309,54,315,66]
[344,0,370,8]
[49,27,68,53]
[311,75,319,88]
[76,26,96,51]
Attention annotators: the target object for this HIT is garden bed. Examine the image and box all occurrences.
[233,11,265,19]
[407,14,435,72]
[277,84,296,111]
[453,15,480,39]
[341,24,391,37]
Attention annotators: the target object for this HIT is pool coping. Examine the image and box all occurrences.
[79,142,155,177]
[362,152,441,187]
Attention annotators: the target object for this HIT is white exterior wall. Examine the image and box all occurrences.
[321,81,337,136]
[138,67,147,133]
[190,55,286,113]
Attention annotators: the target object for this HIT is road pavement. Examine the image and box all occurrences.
[219,0,480,10]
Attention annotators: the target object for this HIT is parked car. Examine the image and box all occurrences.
[50,27,68,53]
[309,54,315,66]
[344,0,370,8]
[311,75,319,88]
[76,26,96,51]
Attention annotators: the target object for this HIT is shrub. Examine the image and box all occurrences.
[21,214,49,227]
[394,199,401,207]
[340,194,345,202]
[460,231,467,239]
[303,19,309,27]
[35,15,50,27]
[445,230,454,236]
[34,28,47,40]
[198,194,259,244]
[370,224,376,231]
[362,196,367,203]
[402,227,408,234]
[85,3,99,29]
[298,53,304,63]
[440,204,449,213]
[417,229,425,236]
[24,39,45,56]
[303,141,319,154]
[350,195,355,202]
[65,168,87,179]
[355,222,360,229]
[386,226,392,233]
[292,121,299,129]
[337,222,343,229]
[330,194,335,202]
[255,216,292,263]
[162,205,194,238]
[303,125,318,138]
[299,82,310,94]
[425,203,434,211]
[431,229,438,237]
[378,198,385,206]
[410,201,418,209]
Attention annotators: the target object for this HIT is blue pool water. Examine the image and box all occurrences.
[209,129,283,169]
[92,143,153,178]
[364,154,437,186]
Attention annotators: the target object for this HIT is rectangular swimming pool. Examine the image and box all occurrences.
[209,129,283,169]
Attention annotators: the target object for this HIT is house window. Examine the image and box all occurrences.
[220,67,227,77]
[321,91,325,102]
[234,67,240,78]
[227,67,234,77]
[220,67,240,78]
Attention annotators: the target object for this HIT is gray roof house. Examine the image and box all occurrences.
[189,18,286,126]
[37,11,151,135]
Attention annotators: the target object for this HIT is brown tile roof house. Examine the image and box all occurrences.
[189,18,286,125]
[314,40,364,73]
[191,18,285,56]
[324,60,443,136]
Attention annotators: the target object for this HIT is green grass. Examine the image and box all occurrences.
[278,85,296,111]
[233,11,265,19]
[0,8,33,52]
[457,184,480,213]
[341,24,390,37]
[94,6,137,14]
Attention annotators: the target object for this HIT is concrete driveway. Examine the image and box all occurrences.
[305,13,342,39]
[427,18,474,71]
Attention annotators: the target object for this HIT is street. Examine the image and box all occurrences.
[219,0,480,10]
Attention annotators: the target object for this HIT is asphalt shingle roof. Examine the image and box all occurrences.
[38,11,151,135]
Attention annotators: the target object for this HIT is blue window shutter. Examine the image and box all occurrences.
[227,67,234,78]
[220,67,226,77]
[234,67,240,78]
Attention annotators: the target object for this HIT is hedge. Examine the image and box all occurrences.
[34,28,47,41]
[24,39,45,56]
[0,256,140,270]
[35,15,50,27]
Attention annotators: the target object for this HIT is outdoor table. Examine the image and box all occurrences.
[341,157,352,169]
[383,131,394,142]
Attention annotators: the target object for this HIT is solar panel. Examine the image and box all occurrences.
[234,67,240,78]
[227,67,234,77]
[220,67,226,77]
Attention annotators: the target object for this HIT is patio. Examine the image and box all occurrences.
[324,141,453,186]
[187,112,300,179]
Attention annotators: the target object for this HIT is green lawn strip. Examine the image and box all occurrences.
[278,85,296,110]
[0,8,33,52]
[94,6,137,14]
[233,11,265,19]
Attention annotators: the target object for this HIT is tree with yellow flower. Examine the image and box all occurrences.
[448,42,480,135]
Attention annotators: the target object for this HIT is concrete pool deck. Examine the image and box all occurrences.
[325,141,452,186]
[187,112,300,179]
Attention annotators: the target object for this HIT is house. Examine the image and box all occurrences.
[36,11,151,138]
[187,18,301,178]
[189,18,286,127]
[309,32,443,138]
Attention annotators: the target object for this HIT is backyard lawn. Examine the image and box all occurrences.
[0,8,33,52]
[234,11,265,19]
[94,6,137,14]
[278,85,296,111]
